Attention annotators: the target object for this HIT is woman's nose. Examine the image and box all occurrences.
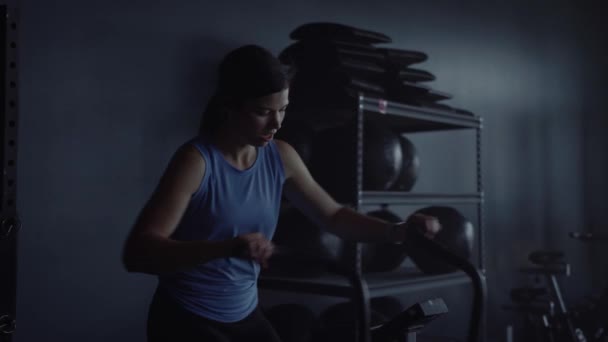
[270,111,282,129]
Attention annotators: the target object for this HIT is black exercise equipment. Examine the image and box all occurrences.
[280,41,435,86]
[281,228,486,342]
[506,233,608,341]
[289,69,387,99]
[275,119,315,167]
[376,47,428,67]
[406,206,474,275]
[385,80,452,104]
[569,232,608,341]
[332,57,387,82]
[569,231,608,241]
[504,286,555,341]
[283,43,428,77]
[371,298,449,342]
[288,67,449,110]
[289,22,392,44]
[507,233,603,341]
[272,205,475,277]
[405,228,486,342]
[310,120,403,202]
[506,249,588,342]
[265,303,319,342]
[270,208,342,276]
[389,134,419,192]
[280,22,450,113]
[271,207,407,275]
[318,300,393,342]
[572,289,608,342]
[368,296,405,320]
[319,296,447,342]
[396,68,436,83]
[362,208,409,272]
[280,40,386,74]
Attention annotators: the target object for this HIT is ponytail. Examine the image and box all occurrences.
[199,94,224,136]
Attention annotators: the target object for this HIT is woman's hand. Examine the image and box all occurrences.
[232,232,275,268]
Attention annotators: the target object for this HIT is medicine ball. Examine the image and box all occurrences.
[271,208,344,276]
[407,206,474,274]
[362,208,408,273]
[390,134,419,191]
[272,208,382,275]
[310,120,403,203]
[271,207,408,275]
[265,303,319,342]
[275,120,315,167]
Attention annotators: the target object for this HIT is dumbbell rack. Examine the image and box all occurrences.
[259,94,485,342]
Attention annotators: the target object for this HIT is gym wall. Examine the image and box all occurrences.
[14,0,606,341]
[579,5,608,299]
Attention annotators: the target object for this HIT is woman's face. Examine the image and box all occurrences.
[233,88,289,146]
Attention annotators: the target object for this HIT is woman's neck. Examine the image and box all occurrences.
[208,129,257,170]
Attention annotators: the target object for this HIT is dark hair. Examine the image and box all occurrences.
[199,45,295,136]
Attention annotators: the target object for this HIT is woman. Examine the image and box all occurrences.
[122,44,440,342]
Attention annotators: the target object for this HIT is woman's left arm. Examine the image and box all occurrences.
[275,140,439,243]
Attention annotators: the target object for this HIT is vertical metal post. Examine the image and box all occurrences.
[355,93,365,275]
[475,120,484,271]
[0,5,19,342]
[353,94,371,342]
[546,274,586,342]
[476,118,486,342]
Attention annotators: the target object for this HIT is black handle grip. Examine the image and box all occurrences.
[406,229,486,342]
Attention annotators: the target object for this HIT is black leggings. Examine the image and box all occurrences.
[147,287,282,342]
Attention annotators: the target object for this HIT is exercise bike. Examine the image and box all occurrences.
[569,232,608,342]
[364,229,487,342]
[505,232,608,342]
[268,229,487,342]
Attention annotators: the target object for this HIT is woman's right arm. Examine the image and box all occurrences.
[121,144,237,275]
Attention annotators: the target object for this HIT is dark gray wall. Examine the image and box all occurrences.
[15,0,605,341]
[579,4,608,294]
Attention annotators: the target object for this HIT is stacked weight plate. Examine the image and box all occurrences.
[279,22,472,116]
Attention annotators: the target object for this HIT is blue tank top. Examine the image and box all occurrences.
[158,136,286,322]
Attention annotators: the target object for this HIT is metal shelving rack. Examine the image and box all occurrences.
[260,94,485,342]
[355,95,485,273]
